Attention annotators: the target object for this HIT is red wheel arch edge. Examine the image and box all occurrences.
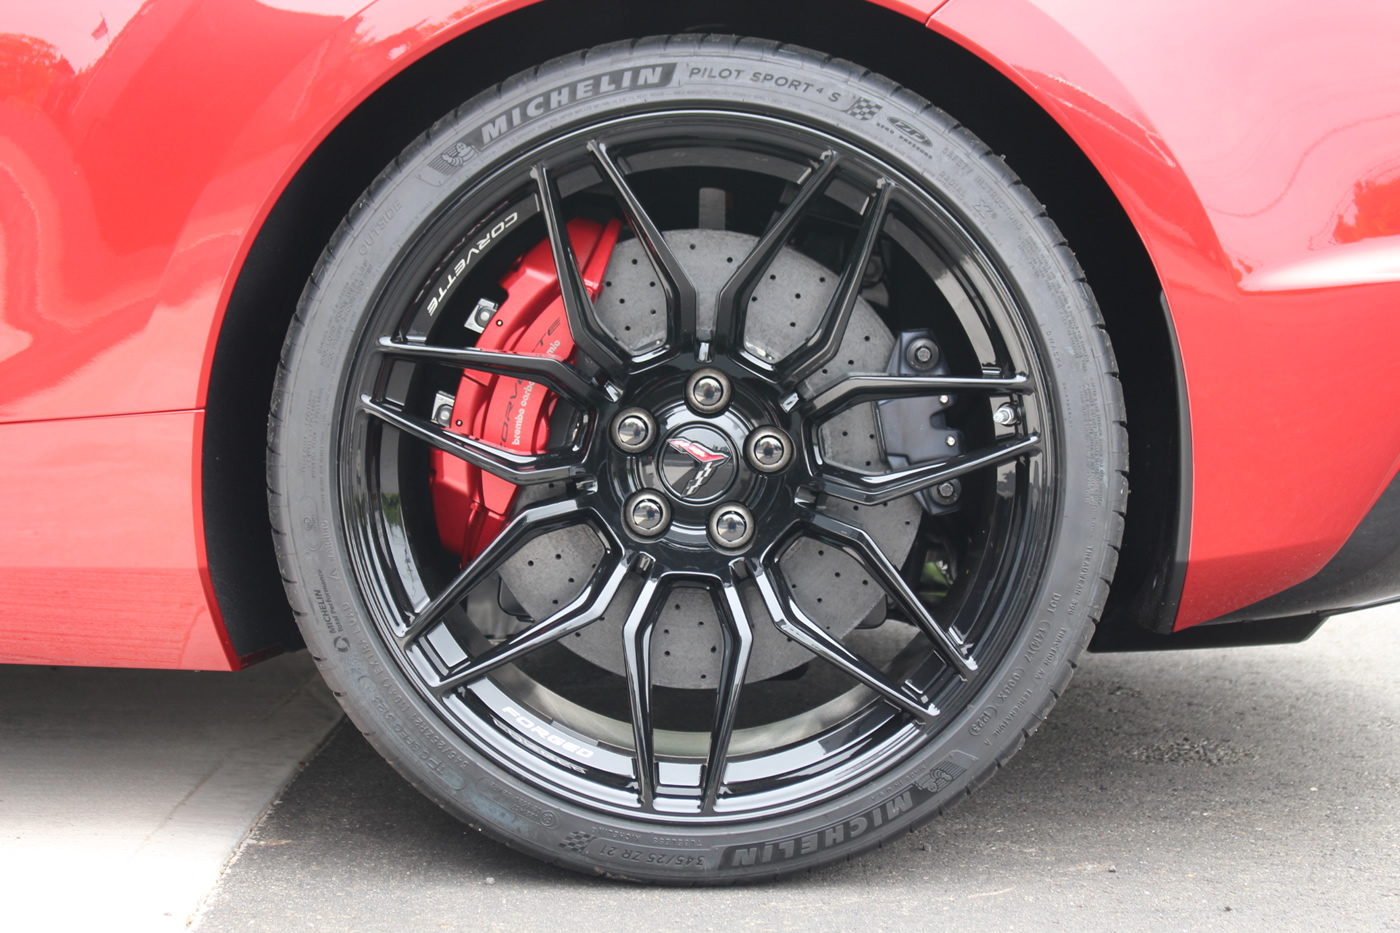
[121,0,1396,664]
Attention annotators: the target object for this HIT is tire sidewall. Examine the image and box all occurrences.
[272,37,1121,881]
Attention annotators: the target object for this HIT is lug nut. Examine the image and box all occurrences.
[993,403,1018,426]
[931,479,961,506]
[686,368,732,414]
[611,408,656,452]
[625,490,671,537]
[708,503,755,549]
[745,427,793,473]
[906,338,940,371]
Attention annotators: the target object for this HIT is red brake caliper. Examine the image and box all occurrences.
[429,218,621,563]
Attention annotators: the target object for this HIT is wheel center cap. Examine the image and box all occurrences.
[658,424,737,503]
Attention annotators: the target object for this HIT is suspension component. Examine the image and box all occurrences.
[877,329,963,515]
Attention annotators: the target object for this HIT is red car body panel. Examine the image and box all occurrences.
[931,0,1400,626]
[0,0,1396,666]
[0,410,234,668]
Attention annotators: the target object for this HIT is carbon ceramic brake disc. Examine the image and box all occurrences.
[497,230,920,687]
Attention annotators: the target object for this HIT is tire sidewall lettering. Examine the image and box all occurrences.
[276,41,1121,880]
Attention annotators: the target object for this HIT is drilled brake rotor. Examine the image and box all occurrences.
[495,230,920,687]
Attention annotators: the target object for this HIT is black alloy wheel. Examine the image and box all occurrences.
[270,37,1126,882]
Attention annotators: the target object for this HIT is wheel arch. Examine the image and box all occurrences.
[202,0,1185,658]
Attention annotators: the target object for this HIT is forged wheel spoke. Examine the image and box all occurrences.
[331,98,1077,834]
[805,513,976,679]
[714,150,841,354]
[751,560,938,723]
[532,162,629,382]
[399,499,590,645]
[778,178,894,387]
[821,434,1042,506]
[702,573,756,811]
[359,395,584,485]
[805,373,1031,419]
[589,139,697,354]
[376,337,605,410]
[433,554,631,695]
[621,568,666,807]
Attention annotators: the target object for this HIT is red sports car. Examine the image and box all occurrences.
[3,0,1398,881]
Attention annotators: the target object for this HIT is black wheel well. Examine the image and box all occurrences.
[202,0,1183,661]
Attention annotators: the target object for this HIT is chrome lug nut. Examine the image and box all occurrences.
[625,490,671,537]
[708,503,755,549]
[745,426,794,473]
[993,403,1018,426]
[906,337,940,371]
[611,408,657,452]
[931,479,961,506]
[686,368,732,414]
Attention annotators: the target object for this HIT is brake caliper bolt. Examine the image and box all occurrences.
[708,503,755,549]
[611,408,657,453]
[686,368,732,414]
[746,426,794,473]
[932,479,961,506]
[906,338,940,372]
[625,490,671,537]
[994,403,1018,426]
[432,390,457,427]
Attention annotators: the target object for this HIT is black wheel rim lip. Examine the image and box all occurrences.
[335,107,1061,822]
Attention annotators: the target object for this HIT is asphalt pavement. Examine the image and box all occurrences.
[191,605,1400,933]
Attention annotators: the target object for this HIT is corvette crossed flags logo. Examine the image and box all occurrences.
[666,437,731,497]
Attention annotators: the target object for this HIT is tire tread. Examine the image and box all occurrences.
[266,34,1129,885]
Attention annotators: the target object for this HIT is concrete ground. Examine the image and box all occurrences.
[192,605,1399,933]
[0,652,342,933]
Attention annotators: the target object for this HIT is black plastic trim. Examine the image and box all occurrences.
[1089,613,1326,653]
[1153,290,1192,633]
[1088,290,1192,645]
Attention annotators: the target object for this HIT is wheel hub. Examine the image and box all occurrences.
[479,229,921,687]
[657,423,738,503]
[342,108,1054,825]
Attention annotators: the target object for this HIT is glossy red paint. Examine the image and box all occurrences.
[0,410,236,668]
[0,1,348,423]
[0,0,526,667]
[930,0,1400,627]
[0,0,951,426]
[1,0,1398,666]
